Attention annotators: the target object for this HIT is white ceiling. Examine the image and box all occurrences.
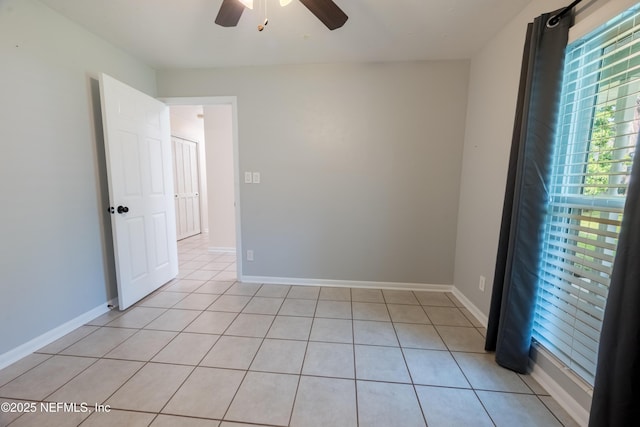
[40,0,532,69]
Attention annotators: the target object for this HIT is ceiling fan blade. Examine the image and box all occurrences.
[299,0,348,30]
[215,0,245,27]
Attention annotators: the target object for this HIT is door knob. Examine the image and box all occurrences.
[117,206,129,214]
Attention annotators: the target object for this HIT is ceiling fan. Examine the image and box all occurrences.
[215,0,348,30]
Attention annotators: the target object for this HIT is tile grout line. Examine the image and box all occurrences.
[350,288,360,427]
[413,291,436,426]
[35,314,169,402]
[447,341,497,426]
[286,284,319,426]
[0,236,566,426]
[3,355,104,427]
[218,283,280,424]
[440,292,510,427]
[394,290,428,427]
[537,394,572,427]
[87,314,197,417]
[150,283,249,423]
[91,275,242,419]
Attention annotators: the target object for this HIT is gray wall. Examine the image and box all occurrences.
[158,61,470,284]
[0,0,157,355]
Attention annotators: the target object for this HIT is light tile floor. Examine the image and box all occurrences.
[0,234,579,427]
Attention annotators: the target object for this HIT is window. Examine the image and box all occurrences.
[533,5,640,386]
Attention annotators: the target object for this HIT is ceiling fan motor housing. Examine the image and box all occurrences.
[215,0,348,31]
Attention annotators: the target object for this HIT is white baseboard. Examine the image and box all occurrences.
[451,286,488,327]
[241,275,452,292]
[448,287,587,426]
[208,247,236,254]
[0,298,117,370]
[529,344,591,426]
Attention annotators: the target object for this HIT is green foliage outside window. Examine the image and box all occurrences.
[585,105,616,195]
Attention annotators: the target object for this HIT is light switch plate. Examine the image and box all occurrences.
[252,172,261,184]
[244,172,253,184]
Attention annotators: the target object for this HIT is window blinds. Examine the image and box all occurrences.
[533,5,640,385]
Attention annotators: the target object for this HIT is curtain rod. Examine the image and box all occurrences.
[547,0,583,28]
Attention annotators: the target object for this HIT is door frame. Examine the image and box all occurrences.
[161,96,243,280]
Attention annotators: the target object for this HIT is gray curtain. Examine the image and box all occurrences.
[485,10,572,373]
[589,132,640,426]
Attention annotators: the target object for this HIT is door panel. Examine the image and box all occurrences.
[127,217,148,280]
[152,212,170,267]
[120,132,143,196]
[100,73,178,310]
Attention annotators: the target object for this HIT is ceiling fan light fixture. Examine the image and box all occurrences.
[238,0,254,10]
[215,0,348,30]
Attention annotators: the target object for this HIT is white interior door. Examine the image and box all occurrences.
[100,73,178,310]
[172,136,201,240]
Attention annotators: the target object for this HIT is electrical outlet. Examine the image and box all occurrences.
[244,172,253,184]
[247,250,254,261]
[479,275,486,292]
[252,172,261,184]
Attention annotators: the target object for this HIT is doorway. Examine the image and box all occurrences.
[165,97,242,280]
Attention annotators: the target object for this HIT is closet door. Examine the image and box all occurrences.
[172,136,201,240]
